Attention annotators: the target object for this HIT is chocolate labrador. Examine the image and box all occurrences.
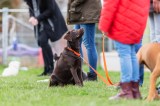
[49,28,85,87]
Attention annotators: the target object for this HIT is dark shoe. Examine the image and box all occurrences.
[87,72,97,81]
[47,65,53,75]
[82,71,87,81]
[38,66,52,76]
[38,71,47,76]
[109,82,134,100]
[131,81,142,99]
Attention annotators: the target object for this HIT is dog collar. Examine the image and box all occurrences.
[66,47,80,57]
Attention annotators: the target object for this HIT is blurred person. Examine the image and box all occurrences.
[99,0,150,100]
[24,0,68,76]
[67,0,101,81]
[149,0,160,42]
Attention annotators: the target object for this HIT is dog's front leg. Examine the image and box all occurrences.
[147,67,160,101]
[70,67,83,86]
[77,68,83,85]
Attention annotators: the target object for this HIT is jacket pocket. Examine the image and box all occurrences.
[68,3,82,22]
[69,11,82,22]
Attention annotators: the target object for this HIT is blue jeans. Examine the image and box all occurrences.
[74,24,98,75]
[149,13,160,42]
[135,40,144,86]
[114,41,139,82]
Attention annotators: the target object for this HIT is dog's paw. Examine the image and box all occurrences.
[76,82,83,87]
[146,95,159,102]
[155,95,160,100]
[146,96,154,102]
[49,75,58,87]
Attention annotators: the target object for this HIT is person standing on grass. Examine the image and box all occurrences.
[67,0,101,81]
[99,0,150,100]
[24,0,68,76]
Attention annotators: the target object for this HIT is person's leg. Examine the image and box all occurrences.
[81,24,98,80]
[149,13,156,42]
[74,24,98,81]
[131,44,139,82]
[135,40,144,86]
[154,13,160,42]
[38,30,53,76]
[131,44,142,99]
[109,41,133,100]
[114,41,132,83]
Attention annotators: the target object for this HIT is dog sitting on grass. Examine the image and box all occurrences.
[49,28,86,87]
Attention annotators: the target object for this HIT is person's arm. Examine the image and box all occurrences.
[36,0,53,22]
[24,0,34,17]
[70,0,86,12]
[98,0,120,33]
[71,0,85,7]
[24,0,38,26]
[29,8,34,17]
[153,0,160,13]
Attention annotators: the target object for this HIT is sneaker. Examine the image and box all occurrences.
[82,71,87,81]
[38,66,52,76]
[38,72,47,76]
[87,72,97,81]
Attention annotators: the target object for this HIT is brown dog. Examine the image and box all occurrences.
[137,43,160,101]
[49,28,84,87]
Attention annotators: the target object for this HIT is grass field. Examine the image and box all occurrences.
[0,65,159,106]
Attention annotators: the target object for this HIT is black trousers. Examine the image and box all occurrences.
[37,30,54,72]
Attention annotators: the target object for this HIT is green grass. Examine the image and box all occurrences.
[0,65,159,106]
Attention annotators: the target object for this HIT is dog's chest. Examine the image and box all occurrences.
[58,53,81,67]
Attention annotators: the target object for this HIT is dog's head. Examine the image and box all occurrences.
[64,28,84,49]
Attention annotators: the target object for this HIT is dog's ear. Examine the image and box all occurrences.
[76,33,83,39]
[64,31,72,41]
[76,28,84,39]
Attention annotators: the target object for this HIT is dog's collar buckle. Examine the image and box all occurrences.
[67,47,80,57]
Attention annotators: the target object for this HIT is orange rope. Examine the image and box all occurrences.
[102,34,113,85]
[67,37,116,86]
[80,57,111,85]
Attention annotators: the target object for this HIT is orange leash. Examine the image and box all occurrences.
[66,36,115,86]
[102,34,113,85]
[80,57,111,85]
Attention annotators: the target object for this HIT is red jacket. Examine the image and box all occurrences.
[99,0,150,44]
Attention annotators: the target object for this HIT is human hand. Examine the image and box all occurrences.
[153,0,160,13]
[102,32,108,36]
[29,17,38,26]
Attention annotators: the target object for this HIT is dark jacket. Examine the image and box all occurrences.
[24,0,68,42]
[67,0,101,25]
